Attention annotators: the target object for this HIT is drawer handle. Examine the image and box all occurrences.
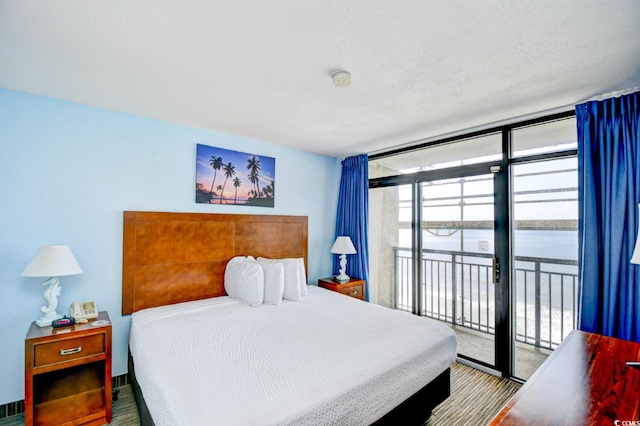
[348,290,358,295]
[60,346,82,356]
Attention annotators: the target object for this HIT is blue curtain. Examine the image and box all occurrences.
[334,154,370,300]
[577,91,640,342]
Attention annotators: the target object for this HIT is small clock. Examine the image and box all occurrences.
[51,317,76,328]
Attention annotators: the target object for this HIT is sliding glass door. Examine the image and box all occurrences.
[370,170,500,369]
[420,174,496,366]
[369,131,503,369]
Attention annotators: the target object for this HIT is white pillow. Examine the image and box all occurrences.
[257,257,301,302]
[224,256,264,306]
[296,258,308,296]
[257,257,307,296]
[280,257,307,296]
[258,261,285,305]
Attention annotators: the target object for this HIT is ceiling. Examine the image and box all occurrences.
[1,1,639,159]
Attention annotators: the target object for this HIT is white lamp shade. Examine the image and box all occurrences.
[21,245,83,277]
[330,236,357,254]
[631,204,640,265]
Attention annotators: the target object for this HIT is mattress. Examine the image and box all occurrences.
[129,286,457,426]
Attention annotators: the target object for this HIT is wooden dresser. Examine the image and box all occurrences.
[25,311,112,426]
[490,330,640,425]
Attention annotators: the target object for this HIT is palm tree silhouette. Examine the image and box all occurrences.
[246,156,262,198]
[216,184,224,203]
[248,170,258,199]
[209,156,223,195]
[232,177,241,204]
[263,180,275,198]
[220,162,236,204]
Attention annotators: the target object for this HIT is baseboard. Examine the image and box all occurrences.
[112,373,131,388]
[0,400,23,420]
[0,373,130,419]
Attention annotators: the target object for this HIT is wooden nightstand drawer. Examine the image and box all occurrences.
[34,334,105,368]
[318,277,367,301]
[339,284,364,299]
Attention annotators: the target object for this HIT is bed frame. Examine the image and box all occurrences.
[121,211,450,425]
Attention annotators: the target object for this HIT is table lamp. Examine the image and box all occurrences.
[21,245,83,327]
[330,236,356,283]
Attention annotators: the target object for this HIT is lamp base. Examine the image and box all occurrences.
[36,311,63,327]
[334,274,350,283]
[36,276,62,327]
[335,254,350,283]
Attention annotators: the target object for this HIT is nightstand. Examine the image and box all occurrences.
[25,311,112,426]
[318,277,367,301]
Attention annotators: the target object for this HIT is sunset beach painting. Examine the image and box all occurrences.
[195,144,275,207]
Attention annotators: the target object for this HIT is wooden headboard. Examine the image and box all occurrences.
[122,211,308,315]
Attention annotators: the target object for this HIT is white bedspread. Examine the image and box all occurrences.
[130,286,457,426]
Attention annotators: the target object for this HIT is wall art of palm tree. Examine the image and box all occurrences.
[195,144,275,207]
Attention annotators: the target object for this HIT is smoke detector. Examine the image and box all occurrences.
[332,71,352,87]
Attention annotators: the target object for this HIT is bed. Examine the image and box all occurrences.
[122,211,457,425]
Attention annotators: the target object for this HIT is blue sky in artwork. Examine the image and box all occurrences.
[196,144,275,202]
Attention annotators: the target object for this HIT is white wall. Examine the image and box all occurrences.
[0,88,342,404]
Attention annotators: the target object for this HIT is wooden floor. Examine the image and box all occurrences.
[0,363,521,425]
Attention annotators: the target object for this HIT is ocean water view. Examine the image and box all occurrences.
[400,229,578,261]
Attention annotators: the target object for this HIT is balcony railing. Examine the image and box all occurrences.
[393,247,578,350]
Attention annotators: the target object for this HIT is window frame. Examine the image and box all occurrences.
[368,109,577,378]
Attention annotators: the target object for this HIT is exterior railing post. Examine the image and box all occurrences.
[535,260,541,348]
[393,248,398,309]
[452,254,458,326]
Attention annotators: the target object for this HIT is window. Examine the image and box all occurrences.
[369,133,501,179]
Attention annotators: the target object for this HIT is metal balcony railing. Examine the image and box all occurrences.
[393,247,579,350]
